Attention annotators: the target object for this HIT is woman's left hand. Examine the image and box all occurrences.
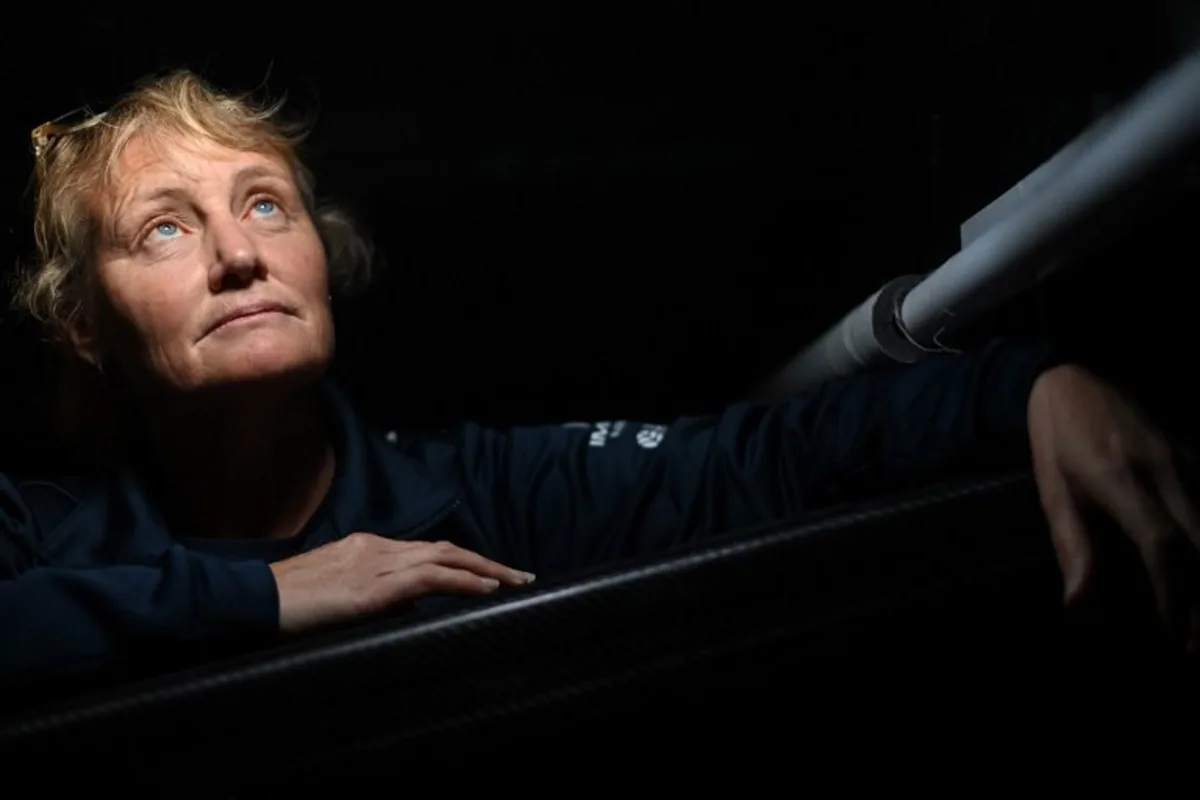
[1028,363,1200,652]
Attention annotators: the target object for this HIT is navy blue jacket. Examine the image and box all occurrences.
[0,339,1065,685]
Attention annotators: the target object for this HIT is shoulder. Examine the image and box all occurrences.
[0,471,99,573]
[5,472,94,534]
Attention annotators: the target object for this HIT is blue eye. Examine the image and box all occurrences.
[252,199,278,216]
[154,221,179,238]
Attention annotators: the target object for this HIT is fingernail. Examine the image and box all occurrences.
[482,578,500,590]
[522,572,537,584]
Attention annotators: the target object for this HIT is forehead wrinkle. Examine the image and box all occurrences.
[98,137,182,238]
[104,154,222,245]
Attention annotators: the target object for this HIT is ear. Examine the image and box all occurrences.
[64,311,104,370]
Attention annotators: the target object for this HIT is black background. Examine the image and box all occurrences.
[1,1,1196,468]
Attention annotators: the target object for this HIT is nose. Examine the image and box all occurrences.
[206,214,265,292]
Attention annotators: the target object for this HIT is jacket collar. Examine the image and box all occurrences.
[318,382,461,542]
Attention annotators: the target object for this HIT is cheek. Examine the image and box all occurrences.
[280,230,331,297]
[129,283,193,339]
[96,267,197,353]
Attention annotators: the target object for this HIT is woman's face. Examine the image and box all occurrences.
[87,135,334,397]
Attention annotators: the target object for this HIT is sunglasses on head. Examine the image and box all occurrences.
[30,106,110,159]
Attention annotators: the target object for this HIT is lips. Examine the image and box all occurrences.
[204,301,292,336]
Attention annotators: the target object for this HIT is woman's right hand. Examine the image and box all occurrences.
[269,533,535,634]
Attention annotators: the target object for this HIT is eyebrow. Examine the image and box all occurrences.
[230,163,289,192]
[127,163,290,209]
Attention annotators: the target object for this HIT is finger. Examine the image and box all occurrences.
[387,563,504,603]
[384,539,434,552]
[1043,494,1096,607]
[1094,474,1191,634]
[407,541,534,586]
[1153,460,1200,554]
[1033,446,1095,607]
[1149,463,1200,645]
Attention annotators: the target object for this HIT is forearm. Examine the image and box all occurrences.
[447,338,1070,567]
[691,338,1070,524]
[0,549,278,685]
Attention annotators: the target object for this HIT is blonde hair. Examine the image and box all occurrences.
[11,69,374,345]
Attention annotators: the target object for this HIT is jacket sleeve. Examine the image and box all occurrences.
[0,476,280,686]
[451,338,1069,575]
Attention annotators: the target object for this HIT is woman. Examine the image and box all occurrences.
[2,70,1196,686]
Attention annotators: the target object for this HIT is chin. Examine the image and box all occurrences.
[226,358,325,386]
[201,344,330,393]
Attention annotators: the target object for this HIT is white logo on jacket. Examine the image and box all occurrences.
[635,424,667,449]
[563,420,628,448]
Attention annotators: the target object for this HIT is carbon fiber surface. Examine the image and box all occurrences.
[1,472,1071,787]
